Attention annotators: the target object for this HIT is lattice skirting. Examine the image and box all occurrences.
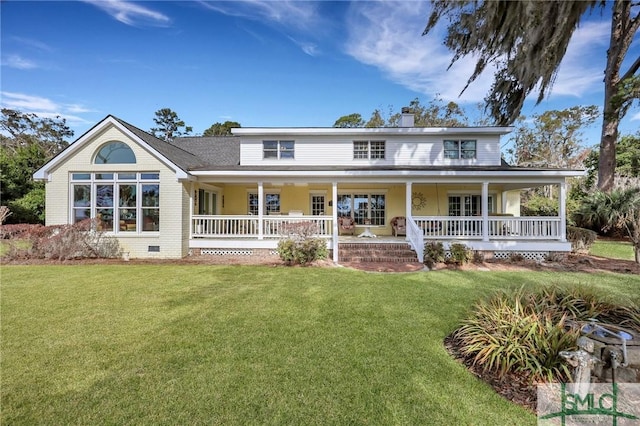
[197,248,280,257]
[493,251,549,262]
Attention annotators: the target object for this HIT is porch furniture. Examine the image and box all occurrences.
[357,225,377,238]
[338,216,355,235]
[391,216,406,237]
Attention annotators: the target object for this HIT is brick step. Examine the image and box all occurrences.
[339,243,412,250]
[340,256,421,263]
[341,250,418,257]
[339,242,419,263]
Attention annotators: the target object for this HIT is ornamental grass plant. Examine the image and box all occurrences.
[453,285,640,383]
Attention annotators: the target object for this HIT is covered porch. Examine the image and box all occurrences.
[187,176,572,263]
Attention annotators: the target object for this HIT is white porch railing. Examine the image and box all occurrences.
[406,214,424,263]
[413,216,562,240]
[192,215,333,238]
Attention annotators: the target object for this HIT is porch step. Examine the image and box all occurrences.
[338,242,420,263]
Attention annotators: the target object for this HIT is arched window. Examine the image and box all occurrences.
[94,142,136,164]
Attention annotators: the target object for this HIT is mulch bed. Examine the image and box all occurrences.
[444,333,539,413]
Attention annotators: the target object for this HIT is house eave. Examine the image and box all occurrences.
[190,168,584,178]
[33,115,191,181]
[231,126,514,136]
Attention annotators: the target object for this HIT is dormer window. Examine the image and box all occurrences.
[354,140,385,160]
[263,140,294,159]
[444,140,477,159]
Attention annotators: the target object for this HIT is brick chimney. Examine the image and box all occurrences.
[400,107,414,127]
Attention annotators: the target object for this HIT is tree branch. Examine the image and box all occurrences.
[621,55,640,82]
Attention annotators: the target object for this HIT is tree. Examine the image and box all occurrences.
[387,97,468,127]
[0,109,73,223]
[150,108,192,141]
[365,109,386,128]
[508,106,599,169]
[203,121,241,136]
[424,0,640,191]
[335,96,474,128]
[585,133,640,185]
[333,113,365,128]
[575,186,640,263]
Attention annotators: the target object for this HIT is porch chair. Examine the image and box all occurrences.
[338,216,355,235]
[391,216,406,237]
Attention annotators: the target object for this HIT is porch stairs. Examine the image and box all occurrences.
[338,242,420,264]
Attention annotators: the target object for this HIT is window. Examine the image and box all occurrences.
[70,172,160,232]
[310,195,325,216]
[353,140,385,160]
[94,142,136,164]
[197,189,217,215]
[263,140,294,159]
[444,140,477,159]
[248,192,280,215]
[448,195,494,216]
[337,193,386,225]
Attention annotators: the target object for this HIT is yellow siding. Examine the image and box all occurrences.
[45,124,188,259]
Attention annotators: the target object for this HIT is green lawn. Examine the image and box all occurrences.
[2,265,639,425]
[590,239,635,261]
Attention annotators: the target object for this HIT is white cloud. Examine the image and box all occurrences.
[11,36,54,52]
[82,0,170,27]
[0,92,93,125]
[550,21,610,98]
[198,0,319,31]
[343,1,495,104]
[198,0,324,55]
[2,54,39,70]
[288,37,319,57]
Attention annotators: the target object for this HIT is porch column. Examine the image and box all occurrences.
[559,181,567,242]
[501,190,508,213]
[332,181,338,263]
[189,182,194,238]
[482,182,489,242]
[258,182,264,240]
[405,182,413,218]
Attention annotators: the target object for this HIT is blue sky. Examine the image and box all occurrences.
[1,0,638,149]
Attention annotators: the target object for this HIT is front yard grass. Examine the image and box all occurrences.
[590,239,635,261]
[2,265,638,425]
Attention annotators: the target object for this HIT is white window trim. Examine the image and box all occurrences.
[353,140,386,160]
[69,172,160,234]
[443,139,477,159]
[263,140,295,160]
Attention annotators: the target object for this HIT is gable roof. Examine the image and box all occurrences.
[111,117,208,171]
[33,115,205,181]
[171,136,240,166]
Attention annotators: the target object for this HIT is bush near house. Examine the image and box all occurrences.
[1,219,121,261]
[277,221,327,265]
[566,226,597,253]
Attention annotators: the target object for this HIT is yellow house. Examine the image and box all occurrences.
[34,114,583,263]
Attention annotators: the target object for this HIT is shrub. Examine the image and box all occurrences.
[566,226,597,253]
[521,194,558,216]
[2,219,121,261]
[276,221,327,265]
[423,241,445,268]
[448,243,471,265]
[453,285,640,383]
